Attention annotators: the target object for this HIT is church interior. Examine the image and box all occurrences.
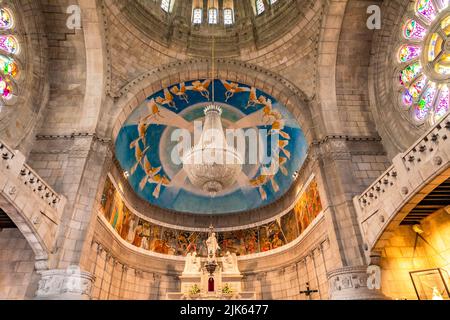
[0,0,449,301]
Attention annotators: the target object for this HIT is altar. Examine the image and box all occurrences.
[167,232,256,300]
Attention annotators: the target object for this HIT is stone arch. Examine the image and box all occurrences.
[0,198,49,268]
[314,0,348,139]
[106,58,315,144]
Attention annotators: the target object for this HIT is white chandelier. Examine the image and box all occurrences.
[182,105,243,195]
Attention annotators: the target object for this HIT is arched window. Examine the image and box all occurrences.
[396,0,450,125]
[224,8,234,25]
[255,0,265,15]
[223,0,235,25]
[208,8,218,24]
[0,8,14,30]
[0,7,19,105]
[192,0,203,25]
[161,0,174,13]
[192,8,202,24]
[208,0,218,25]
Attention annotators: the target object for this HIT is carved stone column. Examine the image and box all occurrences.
[35,266,95,300]
[327,266,387,300]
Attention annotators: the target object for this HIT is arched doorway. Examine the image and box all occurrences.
[208,278,215,293]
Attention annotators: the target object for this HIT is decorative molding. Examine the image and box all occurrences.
[327,266,387,300]
[354,113,450,256]
[35,267,95,300]
[36,133,112,144]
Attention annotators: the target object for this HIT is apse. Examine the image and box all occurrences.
[115,79,308,214]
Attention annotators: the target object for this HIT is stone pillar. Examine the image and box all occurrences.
[327,266,387,300]
[35,266,95,300]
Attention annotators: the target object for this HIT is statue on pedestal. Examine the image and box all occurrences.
[222,252,239,274]
[183,252,201,275]
[206,232,220,261]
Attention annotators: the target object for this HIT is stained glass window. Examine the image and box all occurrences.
[224,8,234,25]
[415,0,437,23]
[193,8,202,24]
[0,77,12,99]
[256,0,265,15]
[208,8,218,24]
[398,45,422,63]
[0,8,13,30]
[396,0,450,124]
[0,8,19,105]
[0,55,17,78]
[403,19,427,40]
[0,35,18,55]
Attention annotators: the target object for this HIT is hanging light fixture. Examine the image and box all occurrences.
[182,37,243,196]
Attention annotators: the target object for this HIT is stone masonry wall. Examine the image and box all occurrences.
[0,228,40,300]
[380,210,450,300]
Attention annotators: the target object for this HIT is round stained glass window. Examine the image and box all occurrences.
[396,0,450,124]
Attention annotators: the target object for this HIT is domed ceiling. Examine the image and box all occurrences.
[115,80,308,214]
[118,0,304,57]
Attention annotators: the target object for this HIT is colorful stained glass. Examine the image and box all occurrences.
[0,77,12,99]
[403,19,427,40]
[403,90,414,106]
[415,0,437,23]
[399,62,422,86]
[428,33,442,61]
[414,83,436,120]
[441,15,450,33]
[408,76,428,103]
[0,36,18,55]
[434,86,450,121]
[0,55,17,77]
[398,45,421,63]
[0,8,13,30]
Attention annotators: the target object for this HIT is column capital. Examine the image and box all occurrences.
[327,266,388,300]
[35,266,95,300]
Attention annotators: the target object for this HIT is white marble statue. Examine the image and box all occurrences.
[222,251,240,274]
[183,252,201,275]
[206,232,220,259]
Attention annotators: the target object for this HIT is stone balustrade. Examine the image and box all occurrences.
[0,140,66,263]
[354,113,450,256]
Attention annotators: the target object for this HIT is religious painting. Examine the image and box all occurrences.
[131,219,145,248]
[99,175,324,258]
[162,228,178,256]
[294,178,323,235]
[101,178,115,218]
[109,193,124,233]
[119,206,133,240]
[281,210,299,243]
[115,79,308,215]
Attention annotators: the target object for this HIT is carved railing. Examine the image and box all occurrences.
[354,113,450,256]
[20,164,64,210]
[0,140,66,257]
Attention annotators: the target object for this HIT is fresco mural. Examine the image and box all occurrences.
[99,176,324,257]
[115,79,308,214]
